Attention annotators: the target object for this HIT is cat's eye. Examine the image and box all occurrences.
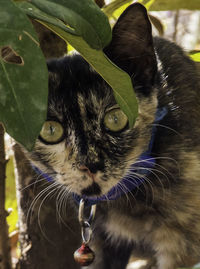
[104,108,128,132]
[39,121,64,144]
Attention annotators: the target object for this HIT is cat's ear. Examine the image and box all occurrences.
[104,3,157,94]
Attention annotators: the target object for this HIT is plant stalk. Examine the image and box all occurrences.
[0,123,12,269]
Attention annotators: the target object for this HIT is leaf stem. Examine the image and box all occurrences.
[0,123,12,269]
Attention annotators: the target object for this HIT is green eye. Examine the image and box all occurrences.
[39,121,64,143]
[104,108,128,132]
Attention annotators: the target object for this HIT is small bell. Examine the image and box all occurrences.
[74,243,95,266]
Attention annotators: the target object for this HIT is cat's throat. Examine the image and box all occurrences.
[81,182,101,196]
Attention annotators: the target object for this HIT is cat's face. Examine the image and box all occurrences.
[27,4,158,197]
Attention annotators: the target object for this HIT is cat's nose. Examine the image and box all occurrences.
[78,160,104,174]
[78,165,90,173]
[78,165,96,180]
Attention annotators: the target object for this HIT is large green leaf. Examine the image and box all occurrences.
[0,0,48,150]
[37,23,138,127]
[28,0,112,50]
[16,2,73,33]
[18,1,138,127]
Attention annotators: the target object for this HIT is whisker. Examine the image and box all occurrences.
[56,186,74,231]
[118,181,136,208]
[138,159,178,181]
[127,171,155,205]
[26,182,59,225]
[122,173,146,196]
[131,156,178,167]
[132,166,168,199]
[62,188,73,220]
[104,188,112,208]
[117,183,130,202]
[37,184,61,245]
[151,123,182,137]
[121,173,148,202]
[56,185,65,225]
[20,177,46,191]
[125,156,180,179]
[134,165,170,184]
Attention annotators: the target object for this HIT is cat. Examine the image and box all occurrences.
[25,3,200,269]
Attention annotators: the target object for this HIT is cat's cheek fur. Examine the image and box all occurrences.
[30,141,126,195]
[180,151,200,181]
[31,142,88,192]
[124,94,158,165]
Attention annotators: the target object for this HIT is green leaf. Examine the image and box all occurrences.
[36,22,138,127]
[18,0,138,126]
[0,0,48,150]
[103,0,156,19]
[17,1,75,34]
[103,0,133,17]
[6,156,18,233]
[190,51,200,62]
[28,0,112,50]
[143,0,156,10]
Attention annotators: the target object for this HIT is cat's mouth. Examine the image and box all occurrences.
[81,182,101,197]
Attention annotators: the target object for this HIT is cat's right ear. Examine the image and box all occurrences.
[104,3,157,94]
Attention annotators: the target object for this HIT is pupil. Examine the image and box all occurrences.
[49,125,55,135]
[113,115,118,124]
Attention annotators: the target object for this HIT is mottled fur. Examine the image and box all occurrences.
[25,3,200,269]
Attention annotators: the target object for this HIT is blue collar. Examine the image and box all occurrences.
[32,107,167,206]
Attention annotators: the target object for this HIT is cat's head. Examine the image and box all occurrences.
[27,3,159,197]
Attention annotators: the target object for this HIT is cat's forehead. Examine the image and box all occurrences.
[48,55,116,121]
[77,91,104,116]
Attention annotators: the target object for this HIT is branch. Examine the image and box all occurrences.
[173,10,179,42]
[0,123,12,269]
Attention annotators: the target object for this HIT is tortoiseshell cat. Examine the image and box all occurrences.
[25,3,200,269]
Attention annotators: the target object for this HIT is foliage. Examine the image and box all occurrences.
[0,0,48,150]
[103,0,133,18]
[0,0,139,151]
[25,0,111,50]
[18,0,138,128]
[190,51,200,62]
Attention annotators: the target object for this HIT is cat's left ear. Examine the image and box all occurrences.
[104,3,157,94]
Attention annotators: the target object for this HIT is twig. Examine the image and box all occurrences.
[0,123,12,269]
[173,10,179,42]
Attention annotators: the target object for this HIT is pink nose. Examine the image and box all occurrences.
[78,165,90,173]
[78,165,95,181]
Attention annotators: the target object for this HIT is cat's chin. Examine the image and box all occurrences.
[81,182,102,197]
